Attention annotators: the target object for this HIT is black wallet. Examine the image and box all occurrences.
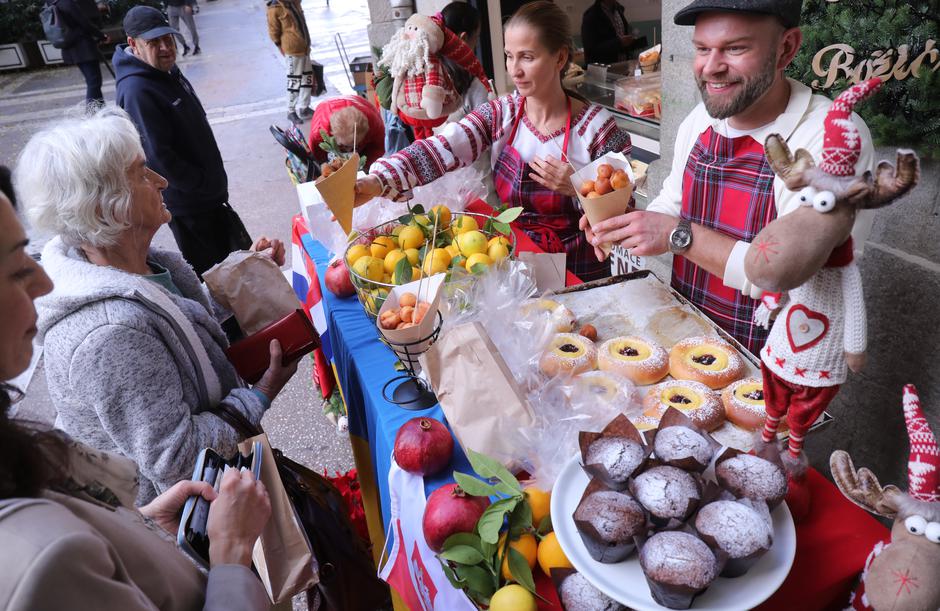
[176,442,263,568]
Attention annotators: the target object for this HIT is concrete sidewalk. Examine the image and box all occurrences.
[4,0,367,479]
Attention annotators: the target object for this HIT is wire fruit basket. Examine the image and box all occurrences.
[344,208,518,320]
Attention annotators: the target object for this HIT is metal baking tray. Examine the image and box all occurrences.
[552,270,832,450]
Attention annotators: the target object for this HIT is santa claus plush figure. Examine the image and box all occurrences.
[378,13,492,139]
[831,385,940,611]
[746,78,920,520]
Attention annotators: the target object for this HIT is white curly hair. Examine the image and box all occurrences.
[15,105,145,248]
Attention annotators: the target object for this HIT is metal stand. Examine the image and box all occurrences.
[380,312,443,411]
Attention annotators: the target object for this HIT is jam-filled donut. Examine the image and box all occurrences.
[643,380,725,431]
[540,333,597,376]
[597,336,669,386]
[522,298,576,332]
[722,378,785,432]
[668,336,745,390]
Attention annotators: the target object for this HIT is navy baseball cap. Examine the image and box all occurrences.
[674,0,803,28]
[123,6,181,40]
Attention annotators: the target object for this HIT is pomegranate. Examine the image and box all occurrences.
[325,258,355,298]
[422,483,490,552]
[394,417,454,476]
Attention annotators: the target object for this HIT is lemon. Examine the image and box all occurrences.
[422,248,452,275]
[452,215,479,234]
[384,249,408,274]
[404,248,420,266]
[352,256,384,282]
[346,244,371,265]
[465,253,492,272]
[488,235,511,249]
[382,273,392,284]
[397,225,426,250]
[411,266,423,281]
[364,288,389,315]
[445,244,461,259]
[524,487,551,529]
[498,533,538,582]
[429,204,452,227]
[490,584,536,611]
[370,236,397,259]
[391,225,404,237]
[488,243,510,262]
[412,214,431,228]
[456,230,488,256]
[537,532,573,576]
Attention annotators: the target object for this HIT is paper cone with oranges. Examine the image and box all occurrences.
[571,152,635,257]
[314,152,360,235]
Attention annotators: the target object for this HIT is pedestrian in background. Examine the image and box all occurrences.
[47,0,110,105]
[266,0,315,124]
[166,0,200,55]
[113,6,254,277]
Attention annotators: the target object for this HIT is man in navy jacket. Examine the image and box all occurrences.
[114,6,251,277]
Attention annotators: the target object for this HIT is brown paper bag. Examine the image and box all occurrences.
[419,322,535,466]
[314,152,359,234]
[204,251,300,335]
[570,152,636,256]
[239,434,318,604]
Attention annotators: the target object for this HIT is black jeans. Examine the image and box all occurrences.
[167,202,253,278]
[76,60,103,105]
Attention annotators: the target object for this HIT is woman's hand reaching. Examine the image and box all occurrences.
[207,467,272,567]
[251,236,286,267]
[139,479,217,535]
[354,175,383,208]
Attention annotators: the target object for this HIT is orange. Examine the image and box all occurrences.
[524,487,551,529]
[537,531,573,576]
[498,532,537,582]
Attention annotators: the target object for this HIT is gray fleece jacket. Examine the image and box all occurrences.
[37,237,268,504]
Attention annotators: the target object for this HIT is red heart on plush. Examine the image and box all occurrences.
[786,304,830,353]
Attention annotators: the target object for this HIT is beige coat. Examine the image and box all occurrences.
[0,442,269,610]
[266,0,311,56]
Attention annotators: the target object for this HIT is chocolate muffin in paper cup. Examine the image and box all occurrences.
[552,568,626,611]
[694,497,773,577]
[637,530,719,609]
[649,407,721,472]
[579,414,650,490]
[573,478,647,563]
[629,465,701,530]
[715,447,787,509]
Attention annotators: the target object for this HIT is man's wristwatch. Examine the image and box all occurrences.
[668,218,693,254]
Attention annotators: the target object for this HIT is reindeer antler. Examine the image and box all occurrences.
[830,450,903,518]
[764,134,816,191]
[860,149,921,209]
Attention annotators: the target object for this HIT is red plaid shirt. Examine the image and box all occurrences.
[398,57,457,118]
[672,127,777,354]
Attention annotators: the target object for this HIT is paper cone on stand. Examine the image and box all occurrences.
[572,152,635,257]
[314,152,360,235]
[376,273,447,368]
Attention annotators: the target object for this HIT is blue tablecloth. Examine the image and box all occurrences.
[303,235,473,532]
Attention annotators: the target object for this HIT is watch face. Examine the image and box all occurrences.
[671,228,692,249]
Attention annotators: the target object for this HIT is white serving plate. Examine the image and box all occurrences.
[551,455,796,610]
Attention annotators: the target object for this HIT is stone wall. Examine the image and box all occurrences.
[654,0,940,487]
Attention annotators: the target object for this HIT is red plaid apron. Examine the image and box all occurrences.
[493,97,608,281]
[672,127,777,354]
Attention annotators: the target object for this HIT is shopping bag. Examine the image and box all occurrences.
[238,433,319,604]
[419,321,536,467]
[204,250,301,335]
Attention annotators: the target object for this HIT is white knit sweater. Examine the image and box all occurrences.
[761,260,866,387]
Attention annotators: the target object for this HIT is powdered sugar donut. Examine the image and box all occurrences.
[721,378,785,432]
[643,380,725,431]
[598,336,669,386]
[668,336,745,390]
[540,333,597,376]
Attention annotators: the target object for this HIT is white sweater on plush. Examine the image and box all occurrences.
[760,261,866,387]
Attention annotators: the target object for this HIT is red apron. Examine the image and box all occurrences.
[493,97,608,281]
[671,127,778,354]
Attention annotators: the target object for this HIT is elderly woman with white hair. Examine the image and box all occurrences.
[16,107,297,504]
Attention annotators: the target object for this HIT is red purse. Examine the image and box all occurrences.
[225,309,319,384]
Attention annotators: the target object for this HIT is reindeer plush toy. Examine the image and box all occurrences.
[745,77,920,516]
[831,385,940,611]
